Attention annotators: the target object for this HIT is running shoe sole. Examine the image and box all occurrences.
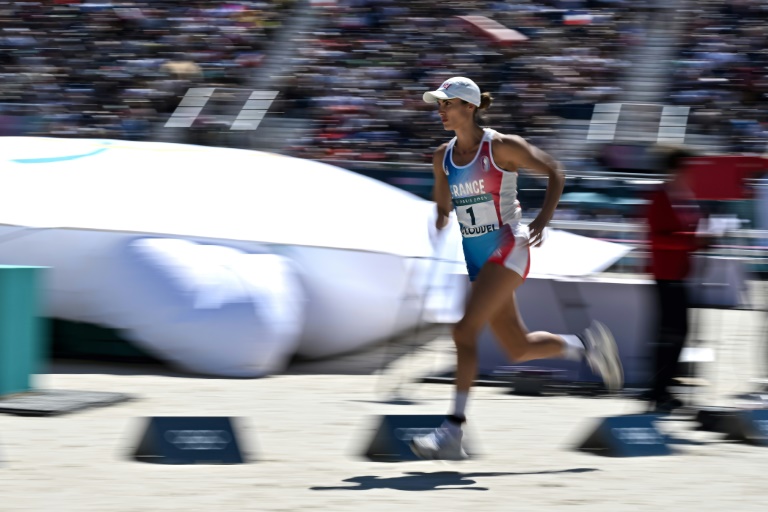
[585,321,624,393]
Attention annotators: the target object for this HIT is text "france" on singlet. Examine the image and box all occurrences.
[450,180,486,198]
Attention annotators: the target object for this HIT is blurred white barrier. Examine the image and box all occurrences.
[0,138,456,376]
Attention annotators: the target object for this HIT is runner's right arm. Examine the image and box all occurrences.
[432,143,452,230]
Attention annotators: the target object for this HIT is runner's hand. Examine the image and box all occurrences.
[429,214,450,249]
[527,217,548,247]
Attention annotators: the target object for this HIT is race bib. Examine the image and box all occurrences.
[454,194,499,237]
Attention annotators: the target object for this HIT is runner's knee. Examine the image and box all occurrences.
[452,319,481,349]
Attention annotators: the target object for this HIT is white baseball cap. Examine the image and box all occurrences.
[423,77,481,107]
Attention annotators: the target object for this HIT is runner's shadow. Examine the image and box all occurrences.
[350,399,422,406]
[310,468,598,492]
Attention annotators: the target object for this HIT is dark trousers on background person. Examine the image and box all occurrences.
[650,279,690,402]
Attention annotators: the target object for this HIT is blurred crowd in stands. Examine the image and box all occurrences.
[1,0,768,164]
[0,0,640,161]
[0,0,292,140]
[281,0,636,163]
[669,0,768,154]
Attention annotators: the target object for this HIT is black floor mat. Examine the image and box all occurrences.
[0,389,134,416]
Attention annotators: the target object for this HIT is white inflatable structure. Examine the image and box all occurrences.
[0,137,468,376]
[0,137,631,377]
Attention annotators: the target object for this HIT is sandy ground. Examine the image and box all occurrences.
[1,307,767,512]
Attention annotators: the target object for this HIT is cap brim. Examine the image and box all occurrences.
[423,90,451,103]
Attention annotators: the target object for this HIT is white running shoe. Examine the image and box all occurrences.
[581,320,624,393]
[410,425,468,461]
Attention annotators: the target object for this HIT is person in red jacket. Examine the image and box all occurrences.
[645,145,710,412]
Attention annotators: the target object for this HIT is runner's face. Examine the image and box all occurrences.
[437,98,473,130]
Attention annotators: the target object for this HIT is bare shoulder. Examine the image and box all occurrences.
[431,142,450,169]
[492,131,560,175]
[433,142,450,159]
[488,131,528,170]
[490,132,528,153]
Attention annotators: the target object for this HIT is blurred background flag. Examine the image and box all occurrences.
[455,15,529,46]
